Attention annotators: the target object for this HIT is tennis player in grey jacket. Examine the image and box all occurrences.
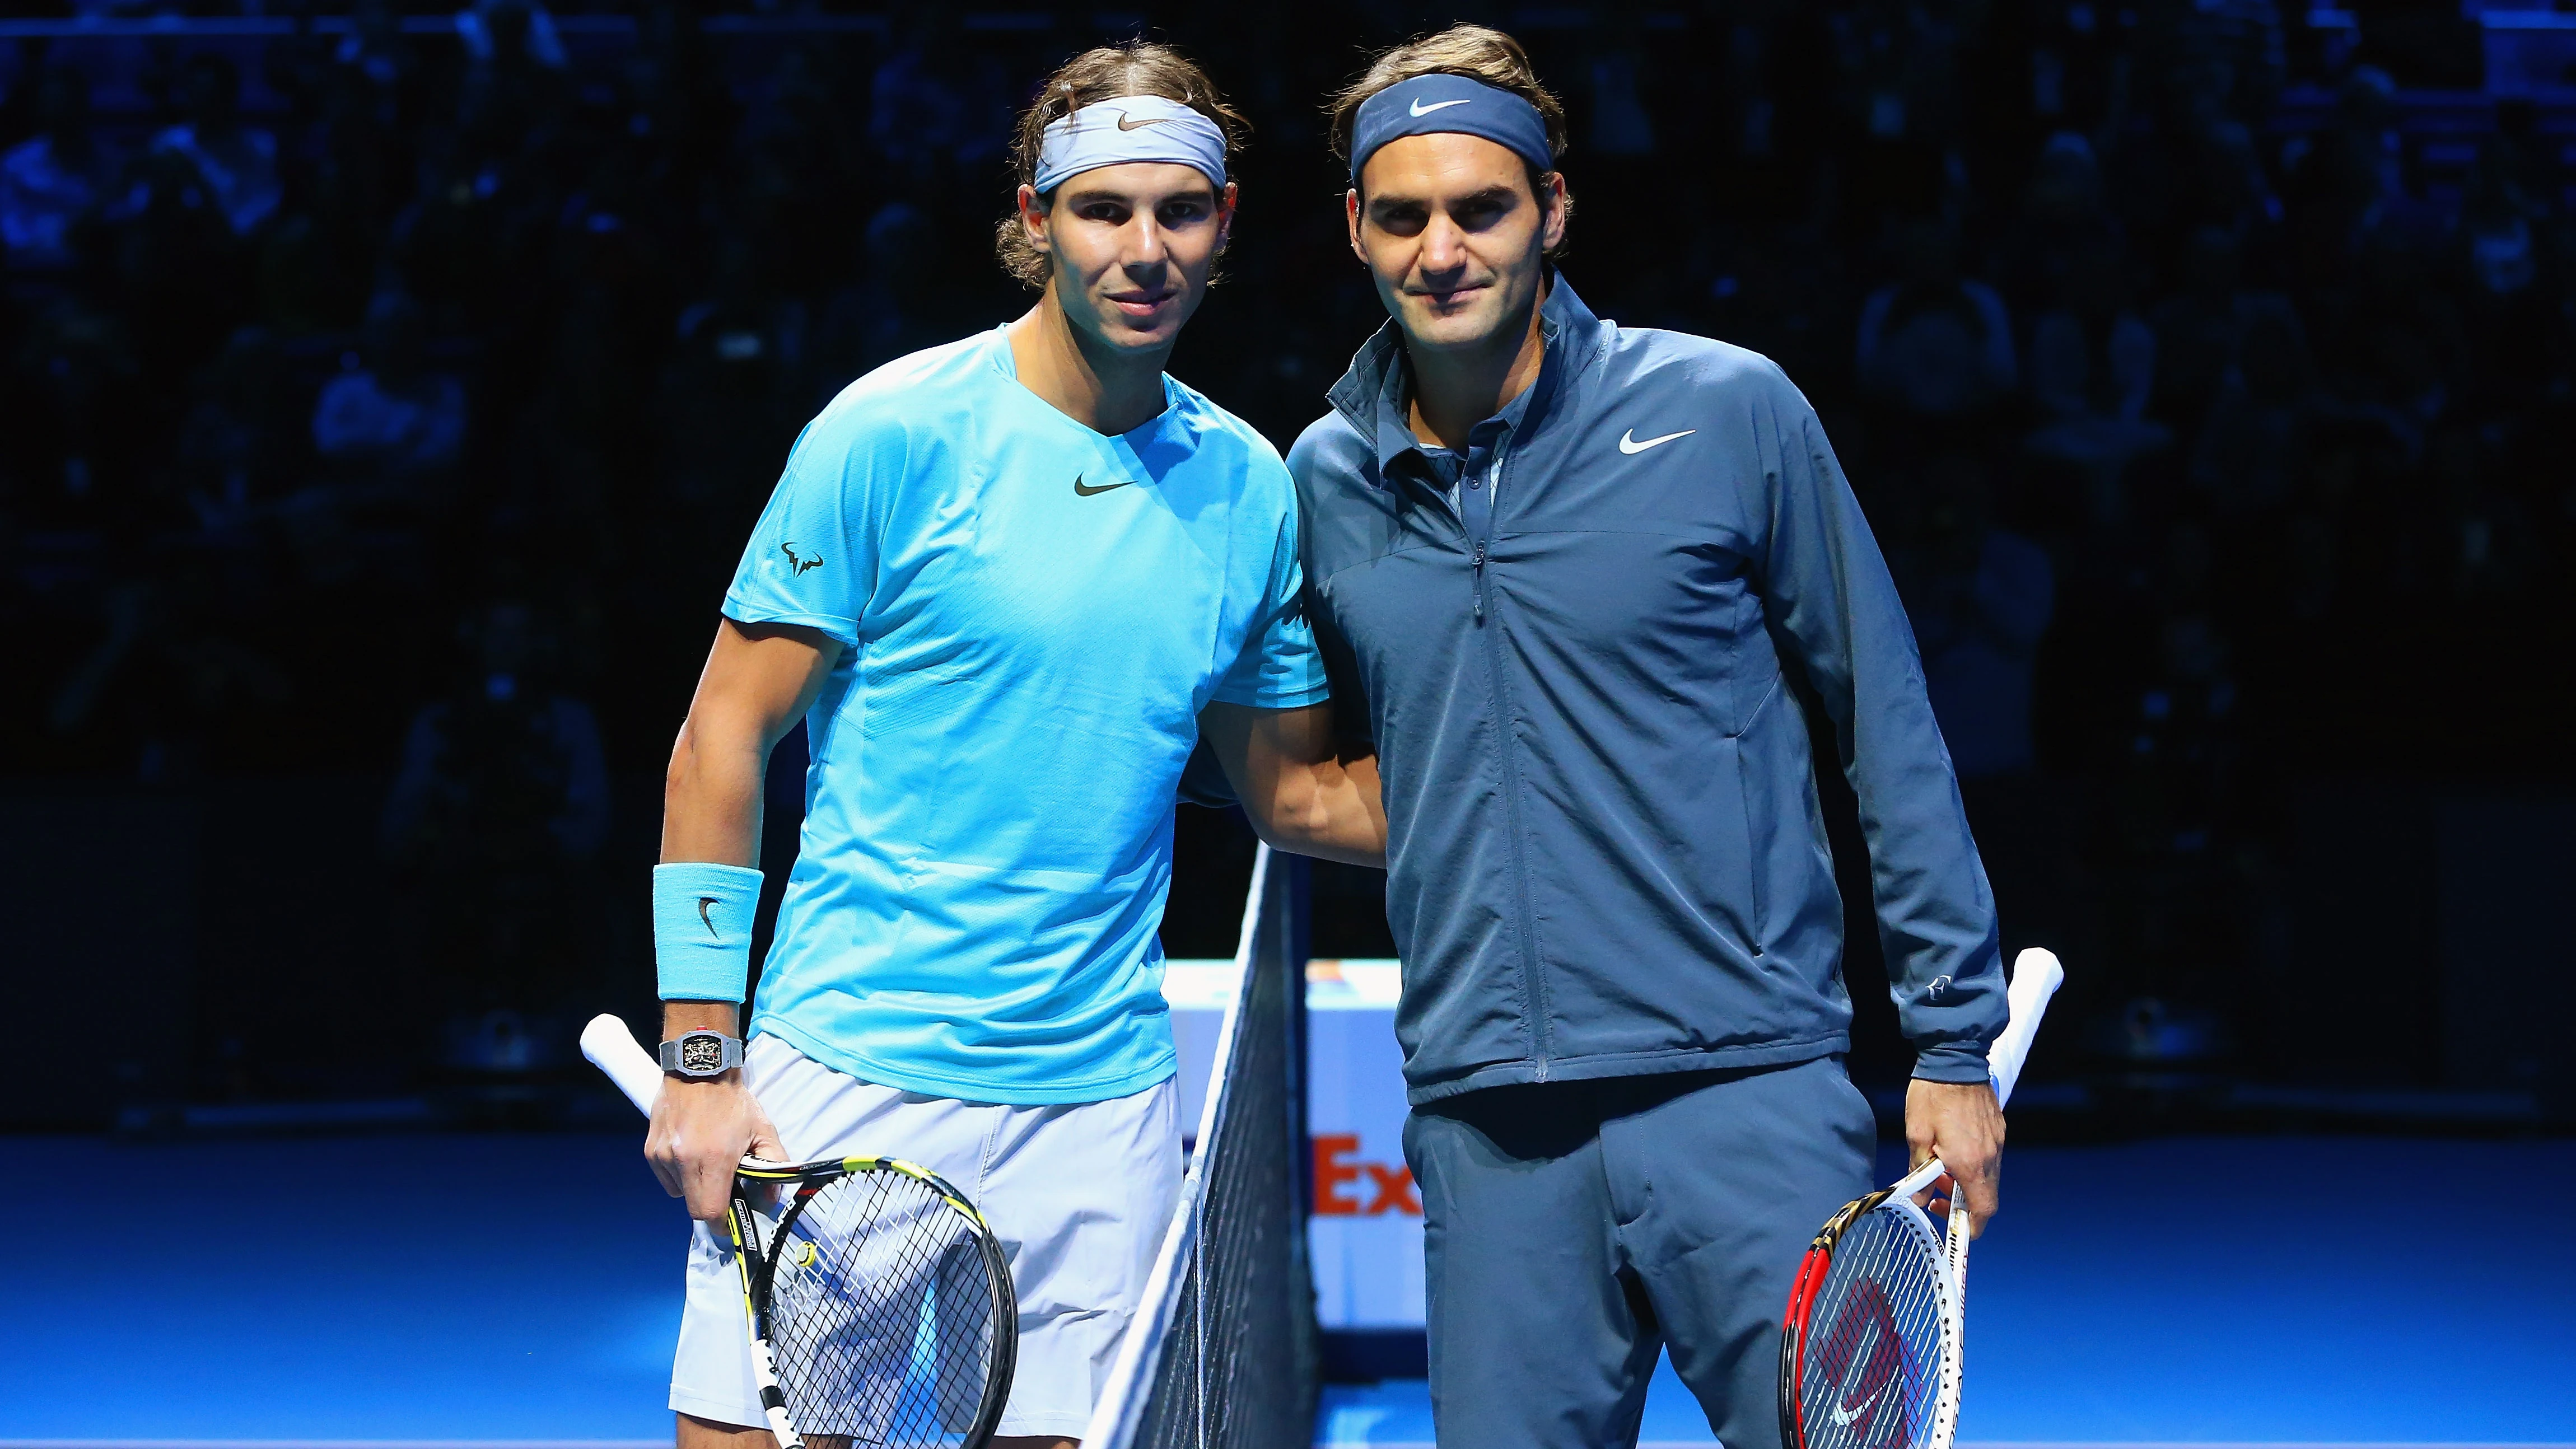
[1288,29,2013,1449]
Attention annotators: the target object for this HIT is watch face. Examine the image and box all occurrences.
[678,1034,727,1074]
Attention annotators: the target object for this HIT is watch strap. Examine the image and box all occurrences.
[658,1031,745,1077]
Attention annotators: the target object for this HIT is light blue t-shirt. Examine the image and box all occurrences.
[724,326,1327,1104]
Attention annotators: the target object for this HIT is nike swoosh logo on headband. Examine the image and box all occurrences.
[1409,97,1473,118]
[1114,112,1170,131]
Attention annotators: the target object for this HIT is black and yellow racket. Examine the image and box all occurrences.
[582,1016,1017,1449]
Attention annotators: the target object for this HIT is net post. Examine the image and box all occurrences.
[1084,843,1315,1449]
[1273,853,1320,1439]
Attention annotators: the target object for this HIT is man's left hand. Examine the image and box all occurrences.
[1905,1077,2004,1238]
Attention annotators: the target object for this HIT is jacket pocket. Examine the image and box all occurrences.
[1731,674,1785,955]
[1670,731,1765,965]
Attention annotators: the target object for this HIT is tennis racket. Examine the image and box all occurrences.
[1777,947,2064,1449]
[580,1015,1018,1449]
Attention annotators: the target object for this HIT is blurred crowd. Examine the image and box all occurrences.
[3,1,2572,1050]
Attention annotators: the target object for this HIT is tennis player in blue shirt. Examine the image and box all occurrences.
[1292,27,2010,1449]
[643,44,1383,1449]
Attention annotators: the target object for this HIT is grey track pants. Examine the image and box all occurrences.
[1403,1054,1877,1449]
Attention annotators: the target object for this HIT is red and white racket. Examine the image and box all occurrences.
[1778,947,2064,1449]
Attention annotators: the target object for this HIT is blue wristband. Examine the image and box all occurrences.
[653,862,767,1002]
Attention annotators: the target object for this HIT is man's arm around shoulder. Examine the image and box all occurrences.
[1197,700,1385,868]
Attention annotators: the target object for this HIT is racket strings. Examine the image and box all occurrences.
[762,1171,1004,1448]
[1798,1207,1953,1449]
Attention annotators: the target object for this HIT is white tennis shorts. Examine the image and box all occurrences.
[671,1033,1182,1441]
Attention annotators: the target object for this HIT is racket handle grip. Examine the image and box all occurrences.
[582,1013,665,1116]
[1888,951,2061,1203]
[1987,948,2064,1110]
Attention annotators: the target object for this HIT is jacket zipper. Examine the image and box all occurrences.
[1472,441,1552,1079]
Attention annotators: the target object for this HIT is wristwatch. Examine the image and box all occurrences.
[659,1030,744,1078]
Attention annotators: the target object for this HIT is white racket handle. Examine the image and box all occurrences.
[583,1013,798,1175]
[1987,947,2064,1110]
[1889,948,2065,1201]
[582,1013,666,1113]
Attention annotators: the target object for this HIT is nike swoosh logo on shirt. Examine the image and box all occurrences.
[1409,97,1473,117]
[1618,428,1696,455]
[1114,112,1169,131]
[1073,474,1137,497]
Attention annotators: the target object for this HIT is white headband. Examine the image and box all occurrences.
[1032,94,1228,195]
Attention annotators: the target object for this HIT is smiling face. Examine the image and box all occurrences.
[1020,162,1234,359]
[1348,132,1564,357]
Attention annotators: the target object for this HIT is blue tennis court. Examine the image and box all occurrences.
[2,1132,2566,1446]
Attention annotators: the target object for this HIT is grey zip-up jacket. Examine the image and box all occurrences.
[1289,277,2005,1105]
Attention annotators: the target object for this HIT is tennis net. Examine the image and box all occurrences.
[1083,844,1318,1449]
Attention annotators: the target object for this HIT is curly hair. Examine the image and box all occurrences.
[993,41,1247,290]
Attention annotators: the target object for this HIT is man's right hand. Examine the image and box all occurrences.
[646,1072,787,1224]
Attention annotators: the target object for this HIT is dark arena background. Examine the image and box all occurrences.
[0,2,2571,1445]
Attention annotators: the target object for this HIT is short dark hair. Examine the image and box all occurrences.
[993,41,1246,290]
[1327,25,1572,253]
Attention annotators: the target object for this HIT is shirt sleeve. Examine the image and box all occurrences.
[721,406,903,646]
[1746,365,2008,1084]
[1210,482,1331,710]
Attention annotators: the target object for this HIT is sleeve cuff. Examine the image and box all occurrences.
[1209,680,1332,711]
[719,601,860,648]
[1910,1041,1994,1085]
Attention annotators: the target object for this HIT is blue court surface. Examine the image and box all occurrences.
[1,1133,2568,1447]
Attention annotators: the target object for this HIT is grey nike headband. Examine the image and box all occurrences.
[1350,73,1552,185]
[1032,94,1228,195]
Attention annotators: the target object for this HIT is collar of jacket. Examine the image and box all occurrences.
[1326,270,1608,483]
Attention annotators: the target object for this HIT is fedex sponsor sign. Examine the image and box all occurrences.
[1312,1132,1420,1216]
[1166,958,1425,1330]
[1305,960,1425,1328]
